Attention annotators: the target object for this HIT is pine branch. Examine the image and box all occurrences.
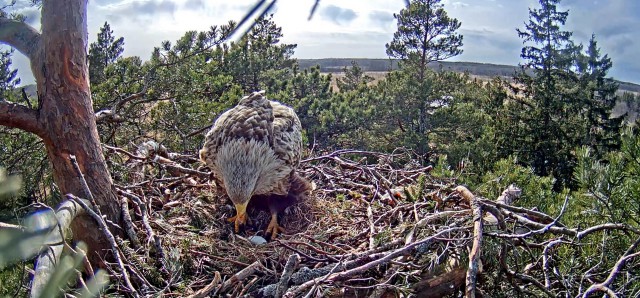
[0,17,41,61]
[0,100,44,137]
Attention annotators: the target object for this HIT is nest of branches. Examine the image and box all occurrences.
[91,142,640,298]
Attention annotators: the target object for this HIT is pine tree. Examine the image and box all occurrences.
[508,0,580,186]
[336,60,373,92]
[576,35,623,156]
[0,49,19,99]
[224,14,297,92]
[386,0,462,81]
[0,48,46,204]
[1,0,126,265]
[88,22,124,85]
[384,0,463,142]
[507,0,621,188]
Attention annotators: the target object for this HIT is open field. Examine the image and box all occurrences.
[326,69,638,121]
[302,58,640,94]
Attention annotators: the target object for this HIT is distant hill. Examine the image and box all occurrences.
[298,58,640,94]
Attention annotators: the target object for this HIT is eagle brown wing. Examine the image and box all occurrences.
[200,91,274,165]
[270,101,303,169]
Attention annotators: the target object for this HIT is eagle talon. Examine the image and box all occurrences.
[228,203,250,233]
[265,213,285,239]
[227,213,251,233]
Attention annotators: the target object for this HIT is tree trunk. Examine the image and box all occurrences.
[0,0,122,265]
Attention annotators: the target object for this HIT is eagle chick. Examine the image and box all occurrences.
[200,91,310,238]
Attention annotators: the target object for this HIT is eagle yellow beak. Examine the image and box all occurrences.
[227,202,249,233]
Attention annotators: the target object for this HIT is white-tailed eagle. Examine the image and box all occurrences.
[200,91,310,238]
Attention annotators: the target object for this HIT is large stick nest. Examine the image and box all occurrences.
[99,142,640,298]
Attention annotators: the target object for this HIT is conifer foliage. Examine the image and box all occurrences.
[88,22,125,85]
[505,0,622,188]
[386,0,463,80]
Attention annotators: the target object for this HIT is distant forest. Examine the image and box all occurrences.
[299,58,640,93]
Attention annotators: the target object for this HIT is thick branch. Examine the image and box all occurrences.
[275,254,301,297]
[187,271,221,298]
[0,101,44,137]
[32,199,85,298]
[0,17,41,61]
[218,261,262,293]
[466,196,483,298]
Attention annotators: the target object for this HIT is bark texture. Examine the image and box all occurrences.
[0,0,122,265]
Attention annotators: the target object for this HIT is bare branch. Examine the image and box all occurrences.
[466,193,483,298]
[0,222,22,229]
[68,194,139,296]
[0,17,41,61]
[285,227,467,296]
[581,237,640,298]
[68,155,139,296]
[0,101,43,137]
[187,271,221,298]
[118,190,164,259]
[31,199,85,298]
[217,261,262,294]
[274,254,301,297]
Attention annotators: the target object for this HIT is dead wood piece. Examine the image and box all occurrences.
[482,184,521,227]
[416,210,468,229]
[218,261,262,294]
[120,196,141,248]
[289,264,344,286]
[542,238,565,289]
[103,144,145,160]
[413,266,466,298]
[454,186,475,205]
[465,191,483,298]
[189,249,251,268]
[0,222,23,230]
[69,154,139,296]
[277,241,329,262]
[274,254,301,298]
[187,271,221,298]
[496,184,521,205]
[581,239,640,298]
[137,140,170,159]
[367,205,375,249]
[119,190,165,259]
[480,199,559,227]
[69,194,139,296]
[31,199,85,298]
[286,227,466,296]
[303,235,349,254]
[153,155,210,178]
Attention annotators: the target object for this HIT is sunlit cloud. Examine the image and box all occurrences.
[3,0,638,84]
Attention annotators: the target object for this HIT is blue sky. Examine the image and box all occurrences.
[6,0,640,84]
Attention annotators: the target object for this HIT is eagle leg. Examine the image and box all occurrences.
[228,202,251,233]
[265,211,285,239]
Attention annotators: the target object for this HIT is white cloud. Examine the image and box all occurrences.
[4,0,640,84]
[451,2,469,8]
